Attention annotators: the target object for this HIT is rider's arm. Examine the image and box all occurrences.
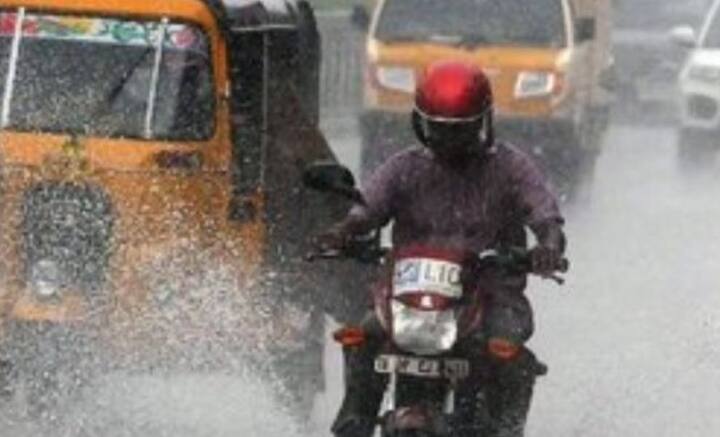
[509,150,566,252]
[334,153,404,236]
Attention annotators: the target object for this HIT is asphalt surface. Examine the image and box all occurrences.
[529,124,720,437]
[2,117,718,436]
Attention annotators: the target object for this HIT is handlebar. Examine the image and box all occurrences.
[306,232,388,265]
[478,248,569,285]
[307,238,568,284]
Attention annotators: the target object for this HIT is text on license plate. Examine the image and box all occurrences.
[374,354,470,379]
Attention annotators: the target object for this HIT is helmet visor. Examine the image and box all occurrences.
[417,110,489,156]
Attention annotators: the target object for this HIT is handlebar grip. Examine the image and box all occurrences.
[305,246,386,264]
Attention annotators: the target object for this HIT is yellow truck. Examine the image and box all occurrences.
[352,0,613,197]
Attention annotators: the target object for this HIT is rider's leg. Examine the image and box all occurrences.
[483,286,545,437]
[332,312,388,437]
[485,347,545,437]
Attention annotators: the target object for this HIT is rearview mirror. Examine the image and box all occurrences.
[575,17,596,43]
[670,26,697,48]
[350,5,370,31]
[303,161,365,204]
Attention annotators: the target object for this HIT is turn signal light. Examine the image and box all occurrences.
[333,327,366,347]
[488,338,521,361]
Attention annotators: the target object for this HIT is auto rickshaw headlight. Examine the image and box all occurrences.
[375,65,416,93]
[30,259,64,298]
[514,71,557,99]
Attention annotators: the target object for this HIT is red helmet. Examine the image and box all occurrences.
[413,61,494,159]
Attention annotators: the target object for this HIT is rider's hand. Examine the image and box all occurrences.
[529,245,563,277]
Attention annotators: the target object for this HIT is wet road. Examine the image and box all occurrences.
[529,125,720,437]
[3,119,719,436]
[319,119,720,437]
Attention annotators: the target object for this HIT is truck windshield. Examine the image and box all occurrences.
[0,11,214,141]
[375,0,566,47]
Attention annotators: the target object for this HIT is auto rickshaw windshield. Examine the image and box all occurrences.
[0,10,215,141]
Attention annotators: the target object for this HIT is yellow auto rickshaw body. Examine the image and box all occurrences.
[0,0,333,365]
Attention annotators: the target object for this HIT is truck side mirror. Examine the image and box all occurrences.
[670,26,698,48]
[575,17,596,43]
[350,5,370,31]
[303,161,366,204]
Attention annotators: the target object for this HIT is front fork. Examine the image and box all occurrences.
[380,372,462,437]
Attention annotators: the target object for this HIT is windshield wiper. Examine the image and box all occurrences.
[105,46,154,104]
[89,18,167,139]
[85,46,154,134]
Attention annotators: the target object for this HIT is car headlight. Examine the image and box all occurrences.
[514,71,557,99]
[30,259,64,298]
[687,65,720,84]
[375,66,416,93]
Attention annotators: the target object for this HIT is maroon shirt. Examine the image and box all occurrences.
[350,143,563,253]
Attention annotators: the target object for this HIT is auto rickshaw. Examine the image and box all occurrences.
[0,0,346,417]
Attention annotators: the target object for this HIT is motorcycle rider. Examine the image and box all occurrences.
[317,61,567,437]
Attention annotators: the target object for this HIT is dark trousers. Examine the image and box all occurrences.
[332,310,545,437]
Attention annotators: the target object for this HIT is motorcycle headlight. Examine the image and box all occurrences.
[375,66,416,93]
[514,71,557,99]
[687,65,720,84]
[30,259,64,298]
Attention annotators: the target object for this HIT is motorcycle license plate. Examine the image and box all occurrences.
[374,354,470,380]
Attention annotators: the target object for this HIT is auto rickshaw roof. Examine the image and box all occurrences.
[0,0,306,34]
[0,0,220,31]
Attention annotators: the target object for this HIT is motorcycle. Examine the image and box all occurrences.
[303,162,568,437]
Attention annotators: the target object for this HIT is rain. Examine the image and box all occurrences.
[0,0,718,436]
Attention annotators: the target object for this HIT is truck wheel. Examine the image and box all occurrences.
[677,128,717,173]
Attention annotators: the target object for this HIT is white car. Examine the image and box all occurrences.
[672,0,720,166]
